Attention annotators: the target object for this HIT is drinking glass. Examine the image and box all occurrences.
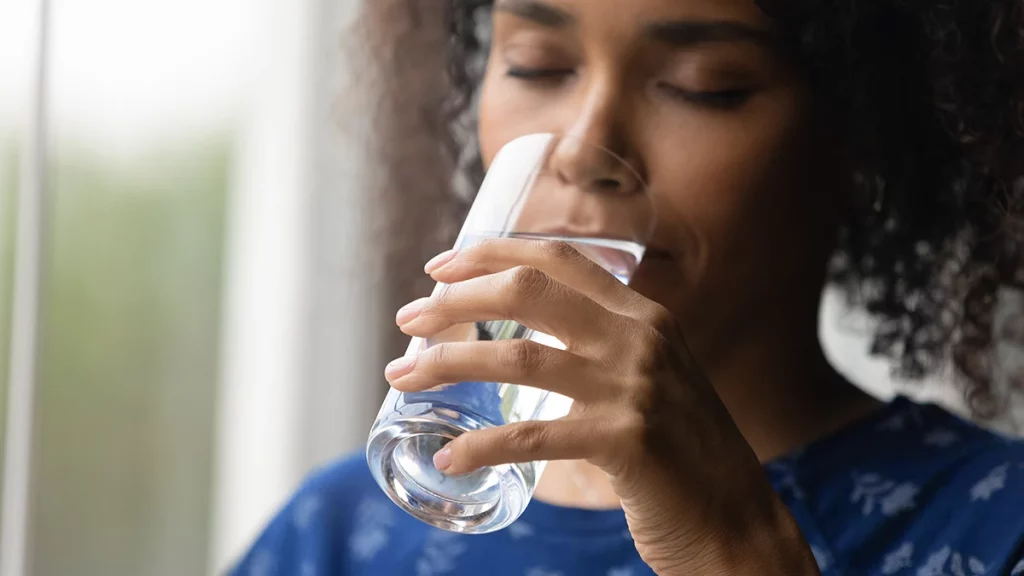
[366,133,654,533]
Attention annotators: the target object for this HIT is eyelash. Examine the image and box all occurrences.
[657,82,752,109]
[506,67,575,81]
[506,68,752,109]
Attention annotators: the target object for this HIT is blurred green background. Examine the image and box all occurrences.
[0,135,230,576]
[1,136,17,473]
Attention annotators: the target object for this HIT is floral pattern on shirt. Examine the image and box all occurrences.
[233,398,1024,576]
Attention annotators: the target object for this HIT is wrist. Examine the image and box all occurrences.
[652,493,820,576]
[731,495,820,575]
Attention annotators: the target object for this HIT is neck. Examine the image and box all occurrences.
[706,326,880,463]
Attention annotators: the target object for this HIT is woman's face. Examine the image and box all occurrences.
[478,0,840,364]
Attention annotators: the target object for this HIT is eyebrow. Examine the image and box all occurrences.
[493,1,775,48]
[644,20,777,48]
[494,0,575,28]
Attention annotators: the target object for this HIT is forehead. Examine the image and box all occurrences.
[493,0,772,28]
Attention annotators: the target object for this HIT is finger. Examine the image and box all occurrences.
[399,266,626,350]
[427,238,643,316]
[435,417,615,476]
[385,340,611,403]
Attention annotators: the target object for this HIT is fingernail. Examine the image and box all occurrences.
[424,249,458,273]
[396,298,427,325]
[384,355,417,380]
[433,446,452,472]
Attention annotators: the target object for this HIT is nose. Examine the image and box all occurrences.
[547,84,644,195]
[549,137,644,196]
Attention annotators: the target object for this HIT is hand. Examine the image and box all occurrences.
[385,239,819,575]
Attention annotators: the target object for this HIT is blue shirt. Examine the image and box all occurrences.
[232,398,1024,576]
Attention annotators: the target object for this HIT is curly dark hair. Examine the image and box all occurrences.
[441,0,1024,417]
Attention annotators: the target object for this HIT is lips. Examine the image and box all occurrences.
[531,225,618,240]
[642,246,674,261]
[519,225,675,265]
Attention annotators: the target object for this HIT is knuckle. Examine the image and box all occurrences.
[424,344,458,381]
[609,413,649,458]
[505,423,548,456]
[642,303,678,336]
[430,284,457,312]
[625,374,658,415]
[504,339,546,375]
[617,324,665,409]
[541,239,584,264]
[614,413,647,444]
[624,305,678,376]
[427,342,453,366]
[505,265,550,299]
[633,323,668,371]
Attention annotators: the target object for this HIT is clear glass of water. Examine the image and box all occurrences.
[366,133,654,533]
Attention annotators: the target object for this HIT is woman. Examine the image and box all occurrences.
[233,0,1024,574]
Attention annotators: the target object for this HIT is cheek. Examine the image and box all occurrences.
[477,75,510,168]
[478,66,576,169]
[479,71,535,168]
[669,130,797,245]
[649,94,818,297]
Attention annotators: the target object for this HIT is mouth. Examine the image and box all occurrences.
[516,226,675,264]
[643,245,675,262]
[527,226,661,247]
[526,225,627,240]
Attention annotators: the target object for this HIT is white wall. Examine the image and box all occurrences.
[210,0,390,571]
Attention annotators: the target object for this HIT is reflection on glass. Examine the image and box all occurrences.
[367,133,654,534]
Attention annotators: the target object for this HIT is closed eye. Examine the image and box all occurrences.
[506,67,575,80]
[657,81,752,109]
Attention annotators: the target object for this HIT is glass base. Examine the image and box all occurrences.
[366,407,534,533]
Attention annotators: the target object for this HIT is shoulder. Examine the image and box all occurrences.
[270,452,384,538]
[230,452,409,576]
[881,409,1024,576]
[793,397,1024,575]
[814,396,1024,488]
[300,451,379,507]
[785,397,1023,488]
[915,406,1024,554]
[878,398,1024,505]
[869,399,1024,531]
